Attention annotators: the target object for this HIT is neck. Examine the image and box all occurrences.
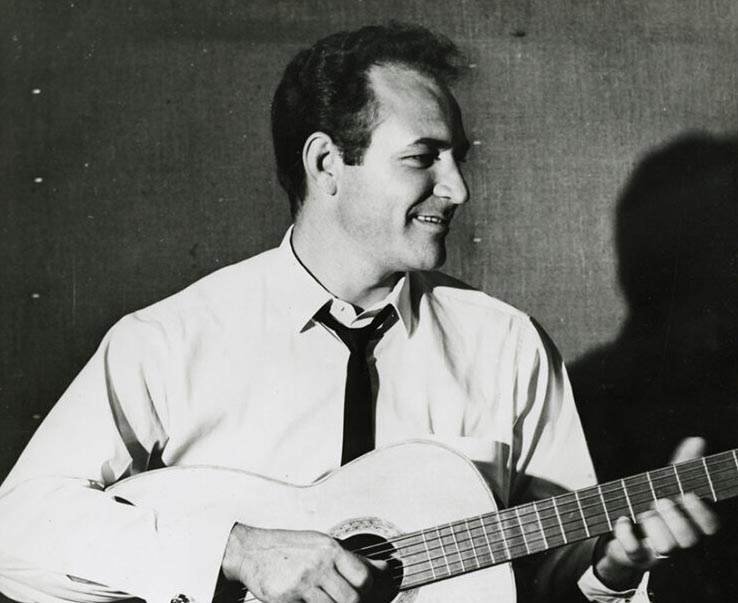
[291,215,401,309]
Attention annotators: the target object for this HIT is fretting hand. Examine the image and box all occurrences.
[593,437,721,590]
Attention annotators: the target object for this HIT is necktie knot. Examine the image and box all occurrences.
[316,304,395,354]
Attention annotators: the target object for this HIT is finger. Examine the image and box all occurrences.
[363,555,389,572]
[682,492,720,535]
[652,499,698,548]
[320,571,359,603]
[670,437,706,464]
[613,516,650,564]
[304,586,335,603]
[335,550,372,590]
[639,506,678,556]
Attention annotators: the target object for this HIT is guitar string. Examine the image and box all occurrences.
[394,465,738,585]
[341,460,736,560]
[236,462,736,601]
[350,457,736,558]
[240,461,734,574]
[236,498,630,603]
[240,490,720,603]
[361,463,738,568]
[382,465,735,591]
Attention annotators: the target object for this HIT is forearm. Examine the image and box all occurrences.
[513,539,594,602]
[0,476,234,603]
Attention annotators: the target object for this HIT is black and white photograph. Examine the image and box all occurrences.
[1,2,736,602]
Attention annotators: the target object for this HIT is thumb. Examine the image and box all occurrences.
[364,556,390,572]
[670,436,707,464]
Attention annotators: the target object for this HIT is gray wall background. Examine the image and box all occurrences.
[1,0,736,511]
[1,1,737,601]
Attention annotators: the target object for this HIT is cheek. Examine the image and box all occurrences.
[340,169,433,232]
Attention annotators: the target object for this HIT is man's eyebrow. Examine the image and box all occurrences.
[407,137,471,156]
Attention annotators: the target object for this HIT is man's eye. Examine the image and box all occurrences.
[405,154,437,168]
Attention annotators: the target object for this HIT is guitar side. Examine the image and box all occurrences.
[109,441,517,603]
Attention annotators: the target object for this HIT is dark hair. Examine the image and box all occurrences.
[271,22,465,217]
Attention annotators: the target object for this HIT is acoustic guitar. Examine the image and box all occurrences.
[108,441,738,603]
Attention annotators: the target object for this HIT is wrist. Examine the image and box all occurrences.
[592,535,643,591]
[222,523,253,582]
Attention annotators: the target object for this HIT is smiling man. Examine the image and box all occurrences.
[290,63,470,307]
[0,22,718,603]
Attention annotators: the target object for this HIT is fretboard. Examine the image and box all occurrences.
[385,449,738,590]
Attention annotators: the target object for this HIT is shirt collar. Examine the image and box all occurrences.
[275,227,415,335]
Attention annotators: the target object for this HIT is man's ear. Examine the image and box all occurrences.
[303,132,342,196]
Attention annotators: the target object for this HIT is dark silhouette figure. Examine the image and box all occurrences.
[570,134,738,602]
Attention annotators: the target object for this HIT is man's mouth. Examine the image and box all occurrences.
[414,215,448,225]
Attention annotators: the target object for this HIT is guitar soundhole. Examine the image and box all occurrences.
[341,533,403,603]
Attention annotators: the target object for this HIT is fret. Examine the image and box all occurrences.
[531,498,565,548]
[629,473,663,515]
[396,532,437,589]
[532,501,549,548]
[645,472,658,503]
[465,516,492,566]
[599,480,631,524]
[621,479,636,521]
[551,496,568,544]
[733,450,738,471]
[676,458,712,499]
[702,458,717,501]
[573,490,590,537]
[438,524,465,574]
[449,522,465,572]
[486,512,511,560]
[478,515,496,565]
[514,506,530,554]
[596,485,613,531]
[461,519,481,569]
[555,492,590,542]
[673,464,685,500]
[420,530,437,581]
[517,502,548,553]
[704,453,738,500]
[577,485,610,534]
[435,526,453,576]
[499,508,527,558]
[647,465,681,500]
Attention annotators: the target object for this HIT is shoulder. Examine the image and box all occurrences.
[110,245,281,344]
[410,271,557,358]
[411,270,531,327]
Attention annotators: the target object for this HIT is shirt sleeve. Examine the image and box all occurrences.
[509,318,651,602]
[578,568,652,603]
[0,315,236,603]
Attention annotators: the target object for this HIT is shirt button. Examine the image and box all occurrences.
[170,595,191,603]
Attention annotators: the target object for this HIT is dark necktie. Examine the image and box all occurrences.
[316,304,395,465]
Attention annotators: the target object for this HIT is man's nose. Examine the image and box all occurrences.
[433,159,470,205]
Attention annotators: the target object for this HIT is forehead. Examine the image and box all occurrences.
[367,64,466,146]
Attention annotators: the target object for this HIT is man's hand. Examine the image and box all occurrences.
[594,437,721,590]
[221,524,388,603]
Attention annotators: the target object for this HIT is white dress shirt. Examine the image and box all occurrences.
[0,230,647,603]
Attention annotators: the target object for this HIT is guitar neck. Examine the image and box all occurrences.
[392,449,738,591]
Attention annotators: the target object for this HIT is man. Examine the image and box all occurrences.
[0,23,718,603]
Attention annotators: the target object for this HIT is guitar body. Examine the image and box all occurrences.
[109,441,516,603]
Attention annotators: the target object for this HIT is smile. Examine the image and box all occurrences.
[414,215,449,226]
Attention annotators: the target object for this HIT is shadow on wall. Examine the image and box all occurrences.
[569,133,738,603]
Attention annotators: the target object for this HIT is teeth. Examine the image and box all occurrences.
[415,215,446,225]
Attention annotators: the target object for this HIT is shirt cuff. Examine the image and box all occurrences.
[141,511,236,603]
[578,567,651,603]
